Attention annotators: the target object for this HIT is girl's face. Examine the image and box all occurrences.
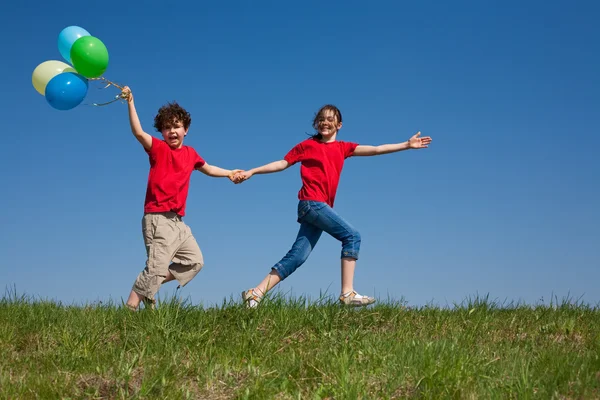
[317,110,342,139]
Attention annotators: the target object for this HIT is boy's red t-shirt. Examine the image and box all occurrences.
[284,138,358,207]
[144,137,206,217]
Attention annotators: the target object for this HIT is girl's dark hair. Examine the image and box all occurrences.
[311,104,342,139]
[154,102,192,132]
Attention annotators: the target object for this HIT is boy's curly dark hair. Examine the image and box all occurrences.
[153,102,192,132]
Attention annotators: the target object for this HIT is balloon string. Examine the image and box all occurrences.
[88,77,128,107]
[89,76,125,91]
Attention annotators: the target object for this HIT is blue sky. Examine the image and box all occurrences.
[1,0,598,307]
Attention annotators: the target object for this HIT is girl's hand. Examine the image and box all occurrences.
[233,170,253,184]
[408,131,432,149]
[228,169,244,183]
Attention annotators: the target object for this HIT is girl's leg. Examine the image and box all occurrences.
[254,270,282,297]
[341,258,356,295]
[245,222,322,301]
[300,202,373,304]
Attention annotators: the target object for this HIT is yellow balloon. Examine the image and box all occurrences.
[32,60,77,95]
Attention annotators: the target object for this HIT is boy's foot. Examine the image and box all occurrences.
[241,289,262,308]
[339,290,376,307]
[142,296,156,310]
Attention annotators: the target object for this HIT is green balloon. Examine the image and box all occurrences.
[70,36,109,78]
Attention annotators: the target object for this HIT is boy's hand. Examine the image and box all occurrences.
[408,131,432,149]
[122,86,133,103]
[228,169,244,183]
[232,170,252,184]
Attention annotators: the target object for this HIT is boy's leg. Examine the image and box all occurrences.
[127,213,183,309]
[126,290,144,309]
[167,223,204,288]
[126,271,176,308]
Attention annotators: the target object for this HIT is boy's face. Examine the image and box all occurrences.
[161,119,188,149]
[317,110,342,139]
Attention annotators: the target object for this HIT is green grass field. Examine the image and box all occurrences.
[1,292,599,399]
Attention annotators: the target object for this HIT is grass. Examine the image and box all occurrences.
[1,291,599,399]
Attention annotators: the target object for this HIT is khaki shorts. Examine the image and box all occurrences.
[132,212,204,299]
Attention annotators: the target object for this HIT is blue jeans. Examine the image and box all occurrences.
[273,201,361,280]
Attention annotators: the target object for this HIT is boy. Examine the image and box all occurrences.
[122,87,240,310]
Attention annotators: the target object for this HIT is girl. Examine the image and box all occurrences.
[234,105,431,307]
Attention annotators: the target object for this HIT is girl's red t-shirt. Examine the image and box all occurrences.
[284,138,358,207]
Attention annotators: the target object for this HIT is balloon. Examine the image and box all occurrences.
[32,60,76,95]
[45,72,88,110]
[58,26,90,63]
[70,36,109,78]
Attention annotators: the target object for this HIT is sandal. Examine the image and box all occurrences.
[241,289,263,308]
[339,290,376,307]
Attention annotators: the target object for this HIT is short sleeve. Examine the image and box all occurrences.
[343,141,359,158]
[146,136,167,161]
[284,142,305,166]
[191,148,206,169]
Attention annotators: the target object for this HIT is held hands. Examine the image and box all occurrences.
[408,131,432,149]
[228,170,252,184]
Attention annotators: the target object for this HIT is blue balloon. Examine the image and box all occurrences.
[58,26,90,63]
[45,72,88,110]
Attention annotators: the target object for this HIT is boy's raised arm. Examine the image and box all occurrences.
[123,87,153,151]
[353,131,432,156]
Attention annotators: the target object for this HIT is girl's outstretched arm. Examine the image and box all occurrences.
[234,160,290,183]
[353,131,432,156]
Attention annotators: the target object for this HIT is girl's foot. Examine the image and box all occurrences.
[241,289,263,308]
[339,290,375,307]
